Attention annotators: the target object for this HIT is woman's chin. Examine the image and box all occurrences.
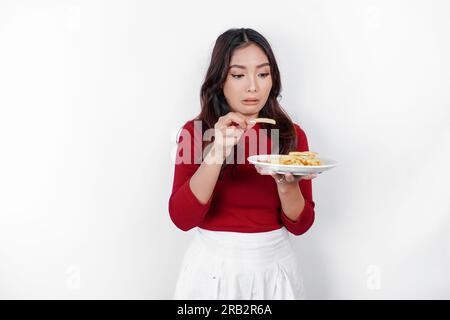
[235,106,261,115]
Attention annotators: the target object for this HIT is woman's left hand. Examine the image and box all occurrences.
[254,166,318,185]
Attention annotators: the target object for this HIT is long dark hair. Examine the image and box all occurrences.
[195,28,297,177]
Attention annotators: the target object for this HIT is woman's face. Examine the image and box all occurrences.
[222,43,272,119]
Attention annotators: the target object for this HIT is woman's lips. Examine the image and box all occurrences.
[241,99,259,105]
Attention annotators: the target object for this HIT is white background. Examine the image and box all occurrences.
[0,0,449,299]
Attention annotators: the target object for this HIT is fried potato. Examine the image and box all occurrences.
[249,118,276,125]
[267,152,322,166]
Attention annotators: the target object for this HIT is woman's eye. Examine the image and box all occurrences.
[259,73,270,78]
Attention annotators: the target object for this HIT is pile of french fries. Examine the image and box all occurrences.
[248,118,322,166]
[268,151,322,166]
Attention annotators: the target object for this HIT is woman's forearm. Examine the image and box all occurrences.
[277,184,305,222]
[189,144,224,205]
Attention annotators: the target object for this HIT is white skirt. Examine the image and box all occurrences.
[173,226,305,300]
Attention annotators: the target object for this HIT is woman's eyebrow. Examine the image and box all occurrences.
[229,62,270,70]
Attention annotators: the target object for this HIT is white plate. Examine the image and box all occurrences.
[247,154,338,176]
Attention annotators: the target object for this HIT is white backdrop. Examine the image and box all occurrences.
[0,0,449,299]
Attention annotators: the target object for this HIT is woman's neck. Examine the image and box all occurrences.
[236,112,259,123]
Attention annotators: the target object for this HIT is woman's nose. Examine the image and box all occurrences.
[247,76,258,92]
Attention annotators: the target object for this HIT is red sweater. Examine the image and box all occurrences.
[168,120,315,236]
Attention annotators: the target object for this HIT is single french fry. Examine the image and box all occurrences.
[289,151,318,157]
[249,118,276,125]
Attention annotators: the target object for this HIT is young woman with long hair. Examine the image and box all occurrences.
[168,28,317,299]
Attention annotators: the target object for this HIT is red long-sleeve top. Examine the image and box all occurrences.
[168,120,315,236]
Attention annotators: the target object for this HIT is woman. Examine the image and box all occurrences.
[168,28,317,300]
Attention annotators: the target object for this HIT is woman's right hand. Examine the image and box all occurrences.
[212,112,255,162]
